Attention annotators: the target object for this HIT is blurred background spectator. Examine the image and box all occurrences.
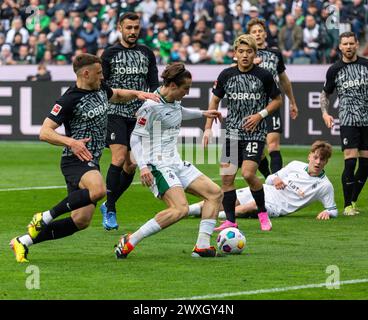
[0,0,366,66]
[27,63,52,81]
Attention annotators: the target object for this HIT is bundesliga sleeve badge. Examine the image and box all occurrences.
[137,117,147,126]
[51,104,62,116]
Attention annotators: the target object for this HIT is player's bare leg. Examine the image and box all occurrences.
[115,187,189,258]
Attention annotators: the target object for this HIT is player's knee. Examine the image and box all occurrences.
[73,216,92,230]
[89,186,106,202]
[242,171,255,182]
[267,142,280,152]
[173,204,189,219]
[208,187,223,204]
[72,214,92,230]
[124,162,137,174]
[111,156,125,167]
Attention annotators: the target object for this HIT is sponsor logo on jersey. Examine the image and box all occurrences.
[138,117,147,126]
[341,78,368,89]
[82,104,108,120]
[228,92,261,100]
[113,66,148,75]
[51,104,62,116]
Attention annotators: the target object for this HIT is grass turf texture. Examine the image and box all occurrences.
[0,141,367,300]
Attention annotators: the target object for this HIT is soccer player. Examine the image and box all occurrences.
[114,62,224,259]
[320,32,368,216]
[189,140,338,221]
[203,34,282,232]
[100,12,159,230]
[9,53,159,263]
[247,18,299,177]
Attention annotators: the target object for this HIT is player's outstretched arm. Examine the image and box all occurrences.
[109,89,160,104]
[39,118,92,162]
[279,72,298,119]
[316,208,338,220]
[320,91,334,128]
[203,95,221,147]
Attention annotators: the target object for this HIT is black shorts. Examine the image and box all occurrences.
[266,109,283,134]
[106,115,137,149]
[340,126,368,151]
[221,139,265,168]
[61,156,100,194]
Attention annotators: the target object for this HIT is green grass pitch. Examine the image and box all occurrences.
[0,141,367,300]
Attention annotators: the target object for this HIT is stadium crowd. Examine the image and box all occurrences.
[0,0,367,66]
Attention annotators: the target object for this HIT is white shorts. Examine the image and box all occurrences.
[236,187,280,217]
[148,161,203,198]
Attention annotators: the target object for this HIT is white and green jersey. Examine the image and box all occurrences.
[262,161,337,216]
[132,92,204,168]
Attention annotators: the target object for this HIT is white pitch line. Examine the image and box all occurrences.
[171,278,368,300]
[0,177,246,192]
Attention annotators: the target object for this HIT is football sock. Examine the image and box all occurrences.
[269,150,283,173]
[218,211,226,219]
[258,157,271,178]
[129,218,161,247]
[33,217,79,244]
[342,158,357,207]
[351,157,368,202]
[188,203,202,217]
[18,234,33,247]
[250,187,267,213]
[119,169,135,194]
[222,190,237,223]
[106,164,123,212]
[50,189,92,219]
[42,210,53,224]
[196,219,216,249]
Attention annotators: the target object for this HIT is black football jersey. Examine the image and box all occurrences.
[212,65,281,141]
[101,43,159,118]
[323,56,368,126]
[48,82,113,164]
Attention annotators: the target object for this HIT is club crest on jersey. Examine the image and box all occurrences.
[138,117,147,126]
[51,104,62,116]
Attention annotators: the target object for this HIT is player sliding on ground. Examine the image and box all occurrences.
[10,53,159,263]
[188,141,338,221]
[114,62,224,259]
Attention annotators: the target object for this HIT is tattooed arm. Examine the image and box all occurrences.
[320,90,334,128]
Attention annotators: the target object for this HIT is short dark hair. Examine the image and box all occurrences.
[72,53,101,74]
[339,32,358,43]
[119,12,140,25]
[161,62,192,87]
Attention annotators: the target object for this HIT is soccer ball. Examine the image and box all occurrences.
[216,227,246,254]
